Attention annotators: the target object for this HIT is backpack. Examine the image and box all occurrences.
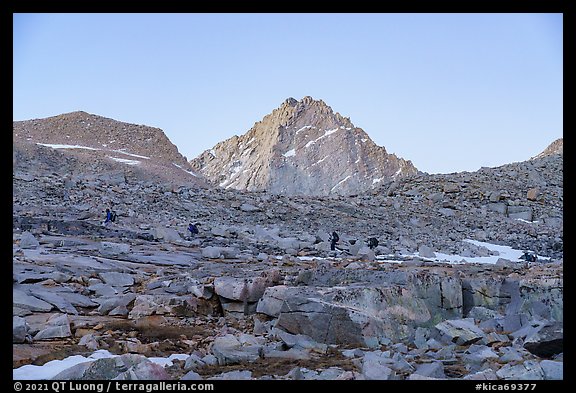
[110,211,117,222]
[331,232,339,242]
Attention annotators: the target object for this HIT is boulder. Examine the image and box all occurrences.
[433,318,486,345]
[98,242,130,257]
[507,206,533,221]
[114,361,170,380]
[34,314,72,340]
[25,286,79,314]
[418,245,436,258]
[19,231,40,249]
[51,354,168,380]
[487,203,507,214]
[181,371,202,380]
[13,316,30,343]
[413,361,446,379]
[527,188,540,201]
[540,360,563,380]
[496,360,544,380]
[256,286,319,318]
[201,246,239,259]
[523,321,563,357]
[240,203,260,212]
[13,288,53,312]
[97,293,136,315]
[362,352,397,380]
[214,276,272,303]
[98,272,134,287]
[152,227,182,243]
[211,334,262,365]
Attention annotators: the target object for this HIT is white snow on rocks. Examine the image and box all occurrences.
[295,125,313,134]
[108,157,140,166]
[411,239,549,265]
[36,143,99,151]
[13,350,189,380]
[283,149,296,158]
[331,175,352,192]
[305,128,340,148]
[112,149,150,159]
[173,163,198,177]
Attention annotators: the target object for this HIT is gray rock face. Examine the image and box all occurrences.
[190,96,417,196]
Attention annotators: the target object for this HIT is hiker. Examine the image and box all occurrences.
[103,208,112,225]
[522,251,537,262]
[368,237,379,250]
[187,223,199,239]
[329,231,339,251]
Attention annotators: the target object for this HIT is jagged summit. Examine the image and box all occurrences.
[190,96,418,196]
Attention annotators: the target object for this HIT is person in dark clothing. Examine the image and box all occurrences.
[329,231,339,251]
[188,223,199,239]
[104,209,112,224]
[521,251,537,262]
[368,237,379,250]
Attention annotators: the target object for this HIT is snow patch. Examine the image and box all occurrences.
[372,178,383,184]
[173,163,198,177]
[113,149,150,159]
[311,156,329,166]
[36,143,99,151]
[361,138,368,143]
[295,125,312,134]
[13,350,190,380]
[283,149,296,158]
[209,149,217,157]
[108,157,140,166]
[305,128,340,148]
[330,175,352,192]
[410,239,550,265]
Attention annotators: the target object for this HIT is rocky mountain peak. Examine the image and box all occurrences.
[532,138,563,160]
[13,112,206,187]
[190,97,418,195]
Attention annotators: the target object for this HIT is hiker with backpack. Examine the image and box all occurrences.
[103,208,117,226]
[368,237,379,250]
[187,222,199,239]
[329,231,340,251]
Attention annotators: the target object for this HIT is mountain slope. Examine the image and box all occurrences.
[190,96,418,195]
[531,138,563,159]
[13,111,206,187]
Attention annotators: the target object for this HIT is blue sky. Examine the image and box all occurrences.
[13,13,562,174]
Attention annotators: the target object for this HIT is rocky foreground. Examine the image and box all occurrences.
[13,140,563,380]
